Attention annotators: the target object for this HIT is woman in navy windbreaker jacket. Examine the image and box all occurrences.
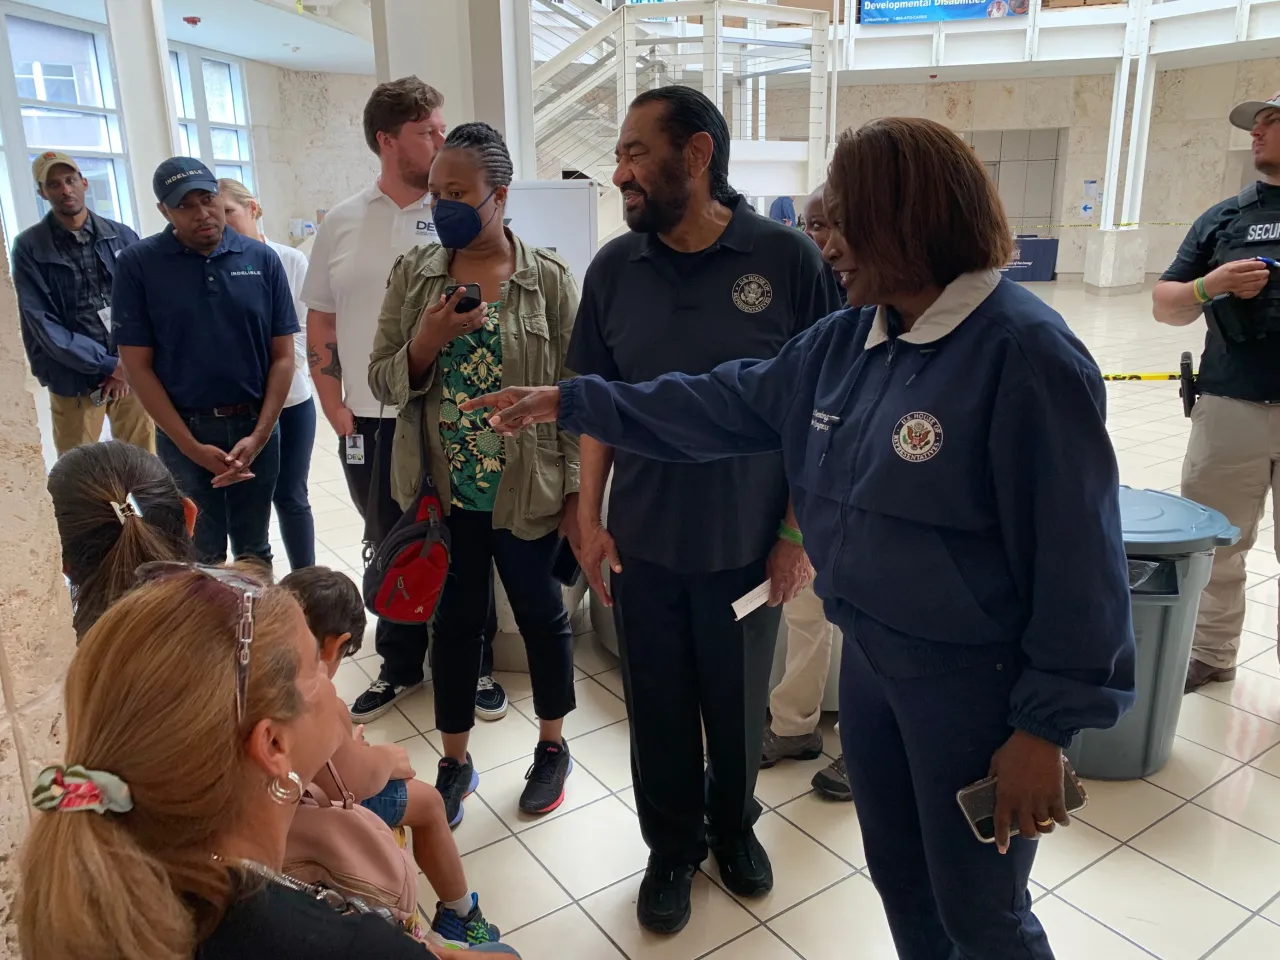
[464,118,1136,960]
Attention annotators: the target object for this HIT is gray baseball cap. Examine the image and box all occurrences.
[1229,93,1280,132]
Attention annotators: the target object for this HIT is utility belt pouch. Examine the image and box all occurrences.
[1203,295,1253,344]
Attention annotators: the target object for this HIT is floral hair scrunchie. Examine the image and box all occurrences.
[32,764,133,815]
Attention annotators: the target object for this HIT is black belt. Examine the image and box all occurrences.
[178,403,256,418]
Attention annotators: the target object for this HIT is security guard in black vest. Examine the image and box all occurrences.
[1154,91,1280,693]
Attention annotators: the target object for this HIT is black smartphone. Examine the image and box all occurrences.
[550,538,581,587]
[443,283,482,314]
[956,758,1088,844]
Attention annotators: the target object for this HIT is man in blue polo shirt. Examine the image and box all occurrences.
[114,157,298,565]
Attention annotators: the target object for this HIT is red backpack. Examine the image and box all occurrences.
[361,428,450,625]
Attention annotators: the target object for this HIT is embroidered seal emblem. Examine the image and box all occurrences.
[732,274,772,313]
[892,412,943,462]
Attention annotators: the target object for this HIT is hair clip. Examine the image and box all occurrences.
[109,493,143,525]
[32,764,133,815]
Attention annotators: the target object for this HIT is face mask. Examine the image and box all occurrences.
[433,190,497,249]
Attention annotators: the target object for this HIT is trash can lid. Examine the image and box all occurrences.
[1119,486,1240,556]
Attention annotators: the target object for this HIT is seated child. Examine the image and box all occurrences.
[281,567,499,946]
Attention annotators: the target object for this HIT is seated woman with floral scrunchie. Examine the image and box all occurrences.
[17,561,520,960]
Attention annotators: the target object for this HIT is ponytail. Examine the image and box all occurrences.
[48,442,191,638]
[19,806,200,959]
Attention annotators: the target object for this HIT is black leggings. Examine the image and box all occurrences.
[432,509,575,735]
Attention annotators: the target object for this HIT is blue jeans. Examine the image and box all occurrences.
[839,630,1053,960]
[360,777,408,828]
[157,412,280,567]
[274,398,316,570]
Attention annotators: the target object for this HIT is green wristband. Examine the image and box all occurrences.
[1194,277,1210,304]
[777,522,803,546]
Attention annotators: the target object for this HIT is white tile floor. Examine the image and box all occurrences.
[39,281,1280,958]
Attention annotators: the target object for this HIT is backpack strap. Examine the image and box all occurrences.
[1239,181,1261,211]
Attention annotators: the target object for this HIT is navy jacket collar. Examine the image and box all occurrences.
[29,210,123,264]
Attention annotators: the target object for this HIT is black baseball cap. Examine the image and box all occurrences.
[152,156,219,207]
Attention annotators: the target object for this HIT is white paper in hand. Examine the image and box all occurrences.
[732,581,772,621]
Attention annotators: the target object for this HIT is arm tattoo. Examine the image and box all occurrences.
[320,342,342,380]
[306,344,320,369]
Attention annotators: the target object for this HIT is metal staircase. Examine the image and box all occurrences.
[529,1,833,240]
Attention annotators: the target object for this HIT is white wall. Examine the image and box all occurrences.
[245,60,377,243]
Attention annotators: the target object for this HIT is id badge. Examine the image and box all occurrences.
[98,305,112,332]
[345,435,365,465]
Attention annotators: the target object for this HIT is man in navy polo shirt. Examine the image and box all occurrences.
[114,157,298,565]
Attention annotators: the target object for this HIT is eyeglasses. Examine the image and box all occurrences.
[135,562,263,724]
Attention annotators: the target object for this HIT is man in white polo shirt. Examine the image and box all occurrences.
[302,76,448,721]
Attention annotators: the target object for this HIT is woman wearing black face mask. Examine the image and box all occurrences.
[369,122,582,830]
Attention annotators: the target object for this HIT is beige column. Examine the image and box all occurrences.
[0,237,78,950]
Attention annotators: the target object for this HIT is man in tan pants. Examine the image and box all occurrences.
[763,584,850,800]
[12,152,152,457]
[1153,92,1280,692]
[758,186,850,801]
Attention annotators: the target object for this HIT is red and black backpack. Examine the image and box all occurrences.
[361,425,450,625]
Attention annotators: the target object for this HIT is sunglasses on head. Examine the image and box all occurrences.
[135,562,263,724]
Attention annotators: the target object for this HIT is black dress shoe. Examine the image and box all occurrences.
[709,827,773,898]
[637,855,697,934]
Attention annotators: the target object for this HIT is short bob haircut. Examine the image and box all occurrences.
[827,117,1014,295]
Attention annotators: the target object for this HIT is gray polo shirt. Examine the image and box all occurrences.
[567,195,839,574]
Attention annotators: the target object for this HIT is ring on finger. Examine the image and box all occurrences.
[1035,818,1054,829]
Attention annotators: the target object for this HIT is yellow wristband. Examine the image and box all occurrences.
[1194,277,1210,304]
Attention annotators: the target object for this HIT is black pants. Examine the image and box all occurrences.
[274,398,316,570]
[158,412,279,567]
[432,509,575,735]
[612,553,780,864]
[341,416,496,686]
[840,634,1052,959]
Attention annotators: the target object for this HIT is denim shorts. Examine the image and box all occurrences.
[360,777,408,828]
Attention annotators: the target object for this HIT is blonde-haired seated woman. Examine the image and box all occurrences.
[218,177,317,571]
[17,561,521,959]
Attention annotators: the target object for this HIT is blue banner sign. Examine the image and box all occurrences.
[861,0,1030,24]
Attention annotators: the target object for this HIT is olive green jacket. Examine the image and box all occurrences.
[367,233,580,541]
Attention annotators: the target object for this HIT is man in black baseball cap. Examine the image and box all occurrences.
[112,157,299,567]
[152,155,221,208]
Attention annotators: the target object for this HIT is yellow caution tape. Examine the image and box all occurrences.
[1101,372,1182,381]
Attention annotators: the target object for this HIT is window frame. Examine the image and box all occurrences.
[167,42,255,192]
[0,2,136,237]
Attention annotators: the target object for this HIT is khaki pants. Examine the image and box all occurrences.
[769,582,835,736]
[1181,394,1280,670]
[49,391,155,458]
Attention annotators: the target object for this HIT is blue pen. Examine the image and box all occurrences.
[1257,257,1280,267]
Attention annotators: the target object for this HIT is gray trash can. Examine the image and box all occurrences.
[1065,486,1238,781]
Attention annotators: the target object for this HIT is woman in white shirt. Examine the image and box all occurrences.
[220,179,316,570]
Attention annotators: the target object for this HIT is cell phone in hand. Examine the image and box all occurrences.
[89,387,105,407]
[956,757,1088,844]
[443,283,482,314]
[551,538,581,587]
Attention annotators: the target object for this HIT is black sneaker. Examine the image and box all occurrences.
[350,678,421,723]
[519,740,573,814]
[435,754,479,828]
[636,855,696,934]
[812,754,853,802]
[475,675,509,721]
[708,827,773,898]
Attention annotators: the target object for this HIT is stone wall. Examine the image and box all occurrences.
[760,56,1280,275]
[0,233,78,956]
[245,61,379,243]
[1142,58,1280,273]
